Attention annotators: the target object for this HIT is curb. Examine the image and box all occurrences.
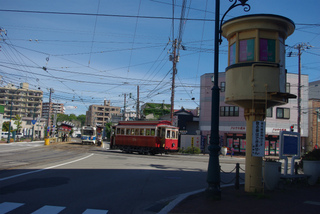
[158,183,242,214]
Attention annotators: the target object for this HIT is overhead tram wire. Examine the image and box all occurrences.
[195,0,209,87]
[127,0,142,74]
[1,37,47,88]
[0,9,216,22]
[88,0,101,66]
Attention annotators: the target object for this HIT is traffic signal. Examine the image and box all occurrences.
[290,125,294,132]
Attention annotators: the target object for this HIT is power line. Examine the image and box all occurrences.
[0,9,216,22]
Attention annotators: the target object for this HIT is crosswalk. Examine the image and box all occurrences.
[0,202,108,214]
[0,141,43,153]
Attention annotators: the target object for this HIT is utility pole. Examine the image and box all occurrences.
[170,39,178,124]
[123,93,126,121]
[316,108,319,148]
[289,43,313,138]
[136,85,140,120]
[47,88,53,137]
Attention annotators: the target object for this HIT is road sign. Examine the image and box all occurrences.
[31,120,37,125]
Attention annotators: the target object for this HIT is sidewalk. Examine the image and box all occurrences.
[166,183,320,214]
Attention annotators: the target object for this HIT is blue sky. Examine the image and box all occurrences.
[0,0,319,116]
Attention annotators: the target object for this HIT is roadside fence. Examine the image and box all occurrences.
[220,163,245,189]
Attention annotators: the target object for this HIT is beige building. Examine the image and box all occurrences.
[42,102,64,119]
[85,100,121,126]
[307,99,320,151]
[0,83,43,119]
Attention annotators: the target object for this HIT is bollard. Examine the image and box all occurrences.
[44,138,50,146]
[235,163,240,190]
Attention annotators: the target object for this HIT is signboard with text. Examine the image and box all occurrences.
[279,131,300,158]
[252,121,266,157]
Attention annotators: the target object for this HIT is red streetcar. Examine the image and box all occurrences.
[110,120,179,154]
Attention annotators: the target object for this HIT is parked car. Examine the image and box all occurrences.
[16,133,24,138]
[1,132,11,139]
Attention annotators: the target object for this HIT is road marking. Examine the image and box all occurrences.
[82,209,109,214]
[0,202,109,214]
[0,154,94,182]
[0,202,24,214]
[31,205,65,214]
[304,201,320,206]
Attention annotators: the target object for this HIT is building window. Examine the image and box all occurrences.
[259,38,275,62]
[239,39,255,62]
[286,83,290,93]
[220,82,225,92]
[276,108,290,119]
[229,43,236,65]
[266,107,273,117]
[220,106,239,117]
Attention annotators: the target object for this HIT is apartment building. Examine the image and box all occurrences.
[42,102,65,119]
[200,72,309,155]
[85,100,121,126]
[0,83,43,119]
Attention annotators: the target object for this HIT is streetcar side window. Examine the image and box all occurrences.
[176,131,179,139]
[126,128,131,135]
[131,128,135,135]
[135,129,140,136]
[116,128,121,135]
[166,130,171,139]
[172,130,175,139]
[120,128,125,135]
[151,129,155,136]
[146,129,150,136]
[140,129,145,136]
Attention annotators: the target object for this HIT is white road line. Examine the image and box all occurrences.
[0,202,24,214]
[82,209,109,214]
[31,205,65,214]
[0,154,94,182]
[304,201,320,206]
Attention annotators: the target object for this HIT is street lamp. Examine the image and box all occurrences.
[206,0,250,199]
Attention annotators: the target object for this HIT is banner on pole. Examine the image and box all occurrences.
[252,121,266,157]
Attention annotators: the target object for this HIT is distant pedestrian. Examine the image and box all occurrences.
[231,147,234,158]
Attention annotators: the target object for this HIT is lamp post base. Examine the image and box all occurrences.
[205,185,221,200]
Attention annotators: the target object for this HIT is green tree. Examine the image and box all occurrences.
[13,115,22,132]
[57,114,69,122]
[69,114,77,121]
[2,121,10,132]
[77,115,86,126]
[104,122,113,140]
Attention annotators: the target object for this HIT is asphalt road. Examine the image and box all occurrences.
[0,140,245,214]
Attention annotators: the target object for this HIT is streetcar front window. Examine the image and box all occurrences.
[172,130,175,139]
[116,128,120,135]
[83,130,94,135]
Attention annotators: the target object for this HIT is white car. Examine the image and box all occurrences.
[16,133,24,138]
[1,132,11,139]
